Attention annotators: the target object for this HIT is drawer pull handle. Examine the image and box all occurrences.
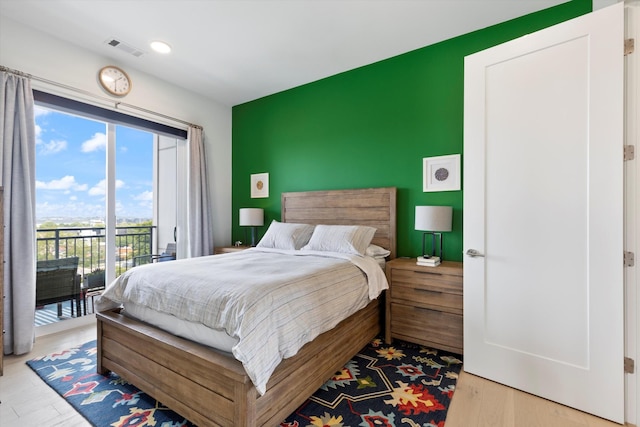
[414,288,442,294]
[412,270,443,276]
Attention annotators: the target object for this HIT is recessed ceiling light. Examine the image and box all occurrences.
[150,41,171,54]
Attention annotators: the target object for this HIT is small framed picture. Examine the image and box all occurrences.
[423,154,461,192]
[251,173,269,198]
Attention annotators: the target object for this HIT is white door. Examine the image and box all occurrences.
[463,3,624,423]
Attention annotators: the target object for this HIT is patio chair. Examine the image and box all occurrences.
[82,269,106,314]
[132,242,176,266]
[36,257,81,317]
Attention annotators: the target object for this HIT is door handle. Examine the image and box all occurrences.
[466,249,485,258]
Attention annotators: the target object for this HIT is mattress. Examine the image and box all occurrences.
[123,301,240,352]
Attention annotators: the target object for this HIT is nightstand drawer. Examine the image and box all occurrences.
[391,283,462,314]
[390,268,462,295]
[391,302,463,352]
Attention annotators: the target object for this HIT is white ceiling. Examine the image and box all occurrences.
[0,0,572,106]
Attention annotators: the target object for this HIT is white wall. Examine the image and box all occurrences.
[0,15,232,248]
[593,0,622,10]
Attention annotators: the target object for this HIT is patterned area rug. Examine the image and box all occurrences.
[27,338,462,427]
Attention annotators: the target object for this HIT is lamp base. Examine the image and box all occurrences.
[243,227,259,247]
[421,232,443,260]
[249,227,258,247]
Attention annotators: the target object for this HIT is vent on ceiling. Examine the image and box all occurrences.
[105,38,145,58]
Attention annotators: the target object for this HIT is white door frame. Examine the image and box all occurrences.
[626,2,639,424]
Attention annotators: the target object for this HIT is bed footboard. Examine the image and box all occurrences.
[96,298,381,427]
[97,308,254,426]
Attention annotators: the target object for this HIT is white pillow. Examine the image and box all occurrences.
[256,220,315,250]
[302,224,377,256]
[365,244,391,258]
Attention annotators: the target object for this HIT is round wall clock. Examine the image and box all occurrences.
[98,65,131,96]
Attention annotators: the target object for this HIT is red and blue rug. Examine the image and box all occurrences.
[27,338,462,427]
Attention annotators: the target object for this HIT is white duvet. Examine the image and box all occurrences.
[96,247,388,395]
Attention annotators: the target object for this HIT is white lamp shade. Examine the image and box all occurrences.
[415,206,452,232]
[239,208,264,226]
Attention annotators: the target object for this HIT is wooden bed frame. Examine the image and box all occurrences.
[96,187,397,427]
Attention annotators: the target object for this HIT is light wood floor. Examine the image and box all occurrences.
[0,323,628,427]
[446,370,626,427]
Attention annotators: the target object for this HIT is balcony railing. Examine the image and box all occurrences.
[36,225,155,278]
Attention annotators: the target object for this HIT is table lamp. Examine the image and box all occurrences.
[239,208,264,246]
[415,206,452,260]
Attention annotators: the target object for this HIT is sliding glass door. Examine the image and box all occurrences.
[34,105,180,327]
[35,107,109,325]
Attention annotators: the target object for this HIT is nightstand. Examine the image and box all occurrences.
[385,258,463,354]
[214,246,251,254]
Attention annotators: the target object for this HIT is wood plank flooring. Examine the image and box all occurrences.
[1,323,95,427]
[0,323,629,427]
[446,370,626,427]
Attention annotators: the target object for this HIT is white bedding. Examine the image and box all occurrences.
[96,247,388,395]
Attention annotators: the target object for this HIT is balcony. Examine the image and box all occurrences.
[35,225,155,326]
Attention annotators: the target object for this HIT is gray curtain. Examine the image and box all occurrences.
[186,126,213,257]
[1,71,37,355]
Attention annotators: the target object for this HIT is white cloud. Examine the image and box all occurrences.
[34,106,51,118]
[36,200,104,218]
[133,190,153,201]
[35,124,43,145]
[133,190,153,211]
[81,132,107,152]
[88,181,105,196]
[88,179,125,196]
[40,139,68,155]
[36,175,88,191]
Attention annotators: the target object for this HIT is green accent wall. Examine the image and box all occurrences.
[232,0,592,261]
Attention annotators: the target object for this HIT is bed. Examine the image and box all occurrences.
[96,186,397,427]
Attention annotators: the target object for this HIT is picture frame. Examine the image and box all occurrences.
[251,173,269,198]
[423,154,461,192]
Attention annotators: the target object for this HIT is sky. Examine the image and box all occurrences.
[35,106,154,221]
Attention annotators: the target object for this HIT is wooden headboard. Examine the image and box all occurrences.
[281,187,397,259]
